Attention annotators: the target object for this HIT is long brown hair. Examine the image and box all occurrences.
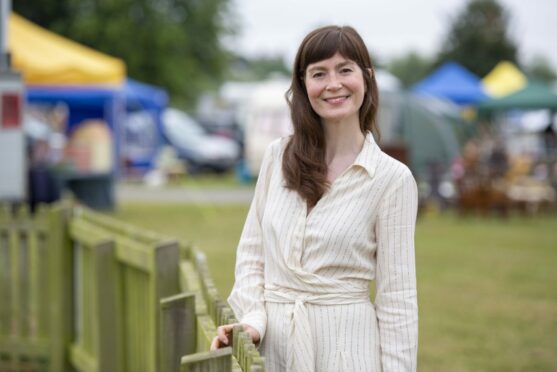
[283,25,380,207]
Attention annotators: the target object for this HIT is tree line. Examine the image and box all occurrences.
[387,0,556,87]
[14,0,556,107]
[15,0,234,109]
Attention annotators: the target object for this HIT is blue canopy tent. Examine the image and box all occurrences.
[26,85,124,175]
[412,62,489,106]
[122,78,169,172]
[26,79,169,174]
[26,85,124,133]
[125,78,169,111]
[26,86,125,209]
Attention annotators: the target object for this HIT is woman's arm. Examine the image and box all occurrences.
[226,140,278,344]
[375,167,419,372]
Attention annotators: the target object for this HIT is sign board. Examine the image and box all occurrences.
[0,70,26,201]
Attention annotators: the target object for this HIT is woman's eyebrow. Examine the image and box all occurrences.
[307,60,354,73]
[336,61,355,68]
[307,65,326,73]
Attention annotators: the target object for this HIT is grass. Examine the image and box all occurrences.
[113,202,248,295]
[415,214,556,371]
[113,203,557,371]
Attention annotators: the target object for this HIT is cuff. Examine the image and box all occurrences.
[240,311,267,345]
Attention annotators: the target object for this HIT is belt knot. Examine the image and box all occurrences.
[263,286,369,372]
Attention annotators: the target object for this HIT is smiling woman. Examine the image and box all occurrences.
[213,25,418,372]
[304,52,367,127]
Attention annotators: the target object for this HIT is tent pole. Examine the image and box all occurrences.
[0,0,12,70]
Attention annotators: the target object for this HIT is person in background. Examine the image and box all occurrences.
[212,25,418,372]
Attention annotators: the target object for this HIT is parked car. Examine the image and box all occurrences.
[161,108,240,174]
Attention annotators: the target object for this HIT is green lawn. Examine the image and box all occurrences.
[113,203,557,371]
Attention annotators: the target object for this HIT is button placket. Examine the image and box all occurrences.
[287,197,307,268]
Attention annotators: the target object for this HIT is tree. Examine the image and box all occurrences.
[525,55,557,84]
[435,0,518,77]
[227,55,291,81]
[387,51,435,88]
[14,0,235,109]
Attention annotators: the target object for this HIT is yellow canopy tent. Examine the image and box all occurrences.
[482,61,527,98]
[8,13,125,85]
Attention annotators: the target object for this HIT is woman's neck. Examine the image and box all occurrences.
[323,119,365,165]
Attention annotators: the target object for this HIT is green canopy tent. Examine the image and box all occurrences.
[479,82,557,112]
[477,82,557,136]
[400,94,464,177]
[379,91,465,178]
[478,82,557,168]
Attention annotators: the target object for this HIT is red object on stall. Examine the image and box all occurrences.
[1,93,21,128]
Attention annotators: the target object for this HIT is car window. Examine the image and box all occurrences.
[163,109,206,146]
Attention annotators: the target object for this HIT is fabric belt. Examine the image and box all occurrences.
[264,287,369,372]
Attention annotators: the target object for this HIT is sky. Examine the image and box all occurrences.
[230,0,557,71]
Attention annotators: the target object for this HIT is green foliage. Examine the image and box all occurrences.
[525,55,557,84]
[435,0,519,77]
[387,51,435,88]
[14,0,235,109]
[227,55,291,81]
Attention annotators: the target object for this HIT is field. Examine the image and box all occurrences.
[113,202,557,371]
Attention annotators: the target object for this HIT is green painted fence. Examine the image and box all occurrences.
[69,207,180,372]
[0,203,72,372]
[0,202,264,372]
[179,248,265,371]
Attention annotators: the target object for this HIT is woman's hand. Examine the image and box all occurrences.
[210,323,261,350]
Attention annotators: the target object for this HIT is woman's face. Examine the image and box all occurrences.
[304,52,366,126]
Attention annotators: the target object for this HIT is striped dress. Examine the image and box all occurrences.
[227,132,418,372]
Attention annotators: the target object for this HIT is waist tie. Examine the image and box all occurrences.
[264,287,369,372]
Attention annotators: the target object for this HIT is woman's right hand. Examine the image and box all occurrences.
[210,323,261,350]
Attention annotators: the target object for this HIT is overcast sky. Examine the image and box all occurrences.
[230,0,557,71]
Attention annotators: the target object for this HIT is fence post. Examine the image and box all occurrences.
[94,239,119,372]
[153,240,180,371]
[48,202,73,372]
[160,292,197,372]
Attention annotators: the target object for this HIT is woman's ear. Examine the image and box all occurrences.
[367,68,373,77]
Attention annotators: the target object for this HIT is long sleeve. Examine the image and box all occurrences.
[227,140,277,341]
[375,167,419,372]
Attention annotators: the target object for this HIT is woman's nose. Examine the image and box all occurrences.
[326,75,342,90]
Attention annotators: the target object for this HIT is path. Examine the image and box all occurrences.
[116,183,254,204]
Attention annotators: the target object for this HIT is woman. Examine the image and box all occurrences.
[211,25,418,372]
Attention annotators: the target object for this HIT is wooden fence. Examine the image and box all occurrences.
[0,202,264,372]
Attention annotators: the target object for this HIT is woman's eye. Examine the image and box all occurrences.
[341,68,353,74]
[312,72,324,79]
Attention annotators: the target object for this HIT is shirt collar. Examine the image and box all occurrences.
[352,131,380,178]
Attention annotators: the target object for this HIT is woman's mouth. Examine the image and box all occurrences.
[323,95,350,104]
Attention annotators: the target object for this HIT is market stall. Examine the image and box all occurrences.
[9,13,126,209]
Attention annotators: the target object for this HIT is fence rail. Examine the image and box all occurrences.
[0,202,264,372]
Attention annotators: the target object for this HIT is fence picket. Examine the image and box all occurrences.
[0,226,10,338]
[28,224,39,341]
[9,223,20,339]
[160,292,197,372]
[48,203,73,372]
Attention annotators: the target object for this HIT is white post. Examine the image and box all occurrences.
[0,0,12,70]
[0,0,26,204]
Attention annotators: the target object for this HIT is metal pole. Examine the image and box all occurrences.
[0,0,12,70]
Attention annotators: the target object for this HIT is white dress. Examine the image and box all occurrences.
[227,133,418,372]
